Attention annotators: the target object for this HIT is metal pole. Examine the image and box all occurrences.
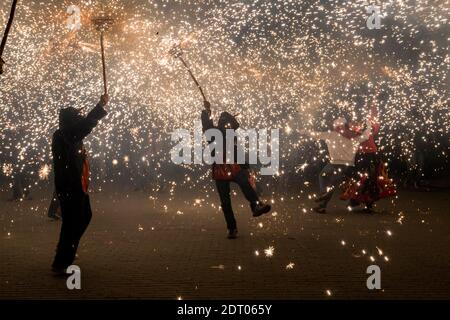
[178,56,206,102]
[0,0,19,74]
[100,31,108,94]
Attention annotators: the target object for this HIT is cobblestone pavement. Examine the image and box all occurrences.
[0,187,449,299]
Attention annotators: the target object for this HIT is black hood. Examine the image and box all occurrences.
[59,107,84,130]
[218,112,240,131]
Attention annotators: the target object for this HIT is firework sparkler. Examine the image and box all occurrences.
[91,12,115,94]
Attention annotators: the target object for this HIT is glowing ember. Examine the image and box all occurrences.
[264,246,275,257]
[38,164,51,180]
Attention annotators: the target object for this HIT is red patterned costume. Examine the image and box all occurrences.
[340,104,397,206]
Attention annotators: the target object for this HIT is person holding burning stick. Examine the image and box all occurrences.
[201,101,271,239]
[341,99,397,211]
[51,94,108,274]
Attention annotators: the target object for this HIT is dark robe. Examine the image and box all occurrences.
[52,103,107,269]
[200,110,258,230]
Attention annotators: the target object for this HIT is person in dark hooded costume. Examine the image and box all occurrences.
[201,101,271,239]
[51,94,108,274]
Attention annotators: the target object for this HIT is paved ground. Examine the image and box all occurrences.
[0,185,449,299]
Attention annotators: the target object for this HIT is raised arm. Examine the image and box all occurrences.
[354,120,373,143]
[300,130,334,141]
[201,100,214,132]
[69,94,108,141]
[369,103,380,134]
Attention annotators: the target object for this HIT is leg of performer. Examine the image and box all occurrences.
[234,169,271,217]
[215,180,237,238]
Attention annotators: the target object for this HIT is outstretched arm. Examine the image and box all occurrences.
[69,94,108,141]
[300,129,333,141]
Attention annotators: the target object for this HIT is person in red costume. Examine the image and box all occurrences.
[341,96,396,212]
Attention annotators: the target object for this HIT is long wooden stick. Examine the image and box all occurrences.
[0,0,19,74]
[100,31,108,94]
[178,56,207,102]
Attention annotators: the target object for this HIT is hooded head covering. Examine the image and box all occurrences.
[333,117,360,139]
[0,57,5,75]
[218,111,240,131]
[59,107,84,130]
[333,117,347,129]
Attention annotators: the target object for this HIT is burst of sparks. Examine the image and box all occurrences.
[0,0,446,195]
[0,3,448,288]
[38,164,51,180]
[264,246,275,257]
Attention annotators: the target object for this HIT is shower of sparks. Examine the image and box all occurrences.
[0,0,447,195]
[0,2,447,283]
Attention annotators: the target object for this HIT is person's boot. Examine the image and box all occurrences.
[313,206,326,214]
[50,213,61,221]
[227,229,238,239]
[314,192,330,203]
[48,209,61,220]
[315,188,336,203]
[363,202,375,213]
[347,199,361,211]
[51,266,67,276]
[251,202,271,217]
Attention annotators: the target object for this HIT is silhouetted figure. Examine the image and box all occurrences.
[201,101,271,239]
[342,102,396,211]
[302,118,372,214]
[51,94,108,274]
